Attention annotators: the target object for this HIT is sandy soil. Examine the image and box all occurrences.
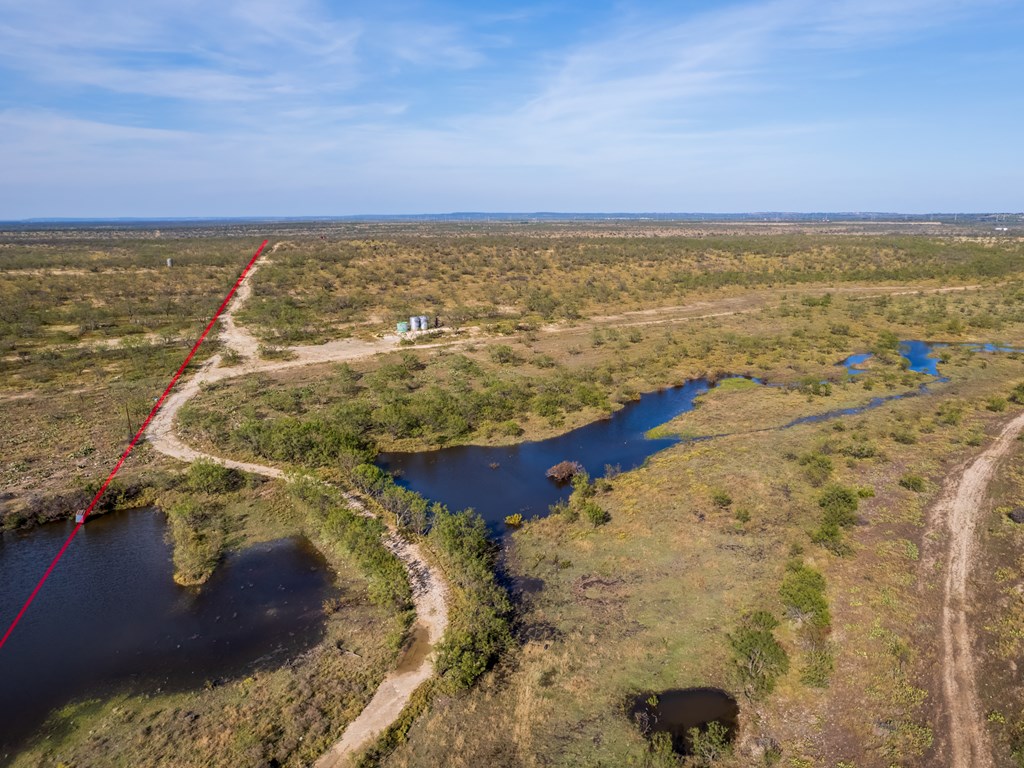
[931,411,1024,767]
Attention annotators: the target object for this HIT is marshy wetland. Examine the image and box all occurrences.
[2,221,1024,767]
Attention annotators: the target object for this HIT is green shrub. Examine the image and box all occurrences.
[185,459,242,494]
[812,485,859,555]
[729,611,789,696]
[581,500,610,527]
[322,505,412,610]
[1010,382,1024,405]
[798,452,833,486]
[810,522,851,556]
[798,377,832,397]
[290,481,413,610]
[899,474,926,492]
[166,496,226,586]
[688,720,733,766]
[779,561,830,627]
[570,470,595,503]
[987,396,1008,412]
[711,489,733,508]
[533,353,556,368]
[550,500,578,522]
[429,507,513,691]
[842,440,877,459]
[497,420,524,437]
[489,344,521,365]
[891,426,917,445]
[873,330,900,355]
[349,463,430,533]
[936,401,964,425]
[818,484,859,527]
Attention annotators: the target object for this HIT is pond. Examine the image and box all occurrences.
[0,508,337,757]
[630,688,739,755]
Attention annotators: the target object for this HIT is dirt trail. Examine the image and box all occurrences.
[143,244,448,767]
[933,411,1024,768]
[564,283,980,332]
[315,519,448,768]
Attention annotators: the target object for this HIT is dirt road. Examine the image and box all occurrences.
[143,245,449,767]
[553,283,981,333]
[933,411,1024,768]
[315,525,448,768]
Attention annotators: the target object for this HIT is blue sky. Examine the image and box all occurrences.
[0,0,1021,217]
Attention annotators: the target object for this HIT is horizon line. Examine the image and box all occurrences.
[3,211,1023,226]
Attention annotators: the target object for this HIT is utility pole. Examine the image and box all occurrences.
[125,402,134,443]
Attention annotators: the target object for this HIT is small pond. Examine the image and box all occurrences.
[0,508,337,756]
[630,688,739,754]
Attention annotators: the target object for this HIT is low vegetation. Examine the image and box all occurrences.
[5,223,1024,767]
[428,507,513,691]
[165,495,227,586]
[730,611,790,696]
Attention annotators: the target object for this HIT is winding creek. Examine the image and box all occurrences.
[384,339,1011,530]
[2,338,1019,757]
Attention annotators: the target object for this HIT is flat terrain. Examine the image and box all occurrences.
[2,221,1023,767]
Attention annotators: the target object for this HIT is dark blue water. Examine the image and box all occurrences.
[380,381,710,527]
[839,340,1021,379]
[839,341,941,376]
[0,509,336,757]
[383,340,1020,530]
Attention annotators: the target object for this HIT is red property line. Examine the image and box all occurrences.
[0,239,269,652]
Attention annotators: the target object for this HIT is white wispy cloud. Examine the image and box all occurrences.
[0,0,361,103]
[0,0,1017,215]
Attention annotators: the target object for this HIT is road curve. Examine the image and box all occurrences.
[934,411,1024,768]
[144,248,449,766]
